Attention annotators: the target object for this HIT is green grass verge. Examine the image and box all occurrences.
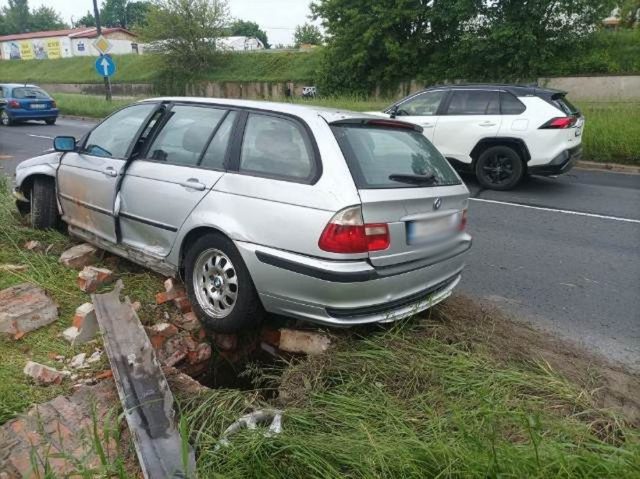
[181,316,640,478]
[0,178,164,424]
[0,51,321,85]
[50,93,639,164]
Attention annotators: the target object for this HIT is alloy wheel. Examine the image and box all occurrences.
[1,111,9,126]
[192,248,238,319]
[482,154,515,186]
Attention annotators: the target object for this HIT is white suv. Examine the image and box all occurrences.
[372,84,584,190]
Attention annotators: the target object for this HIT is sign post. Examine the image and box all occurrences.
[92,0,112,101]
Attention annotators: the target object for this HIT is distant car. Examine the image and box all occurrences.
[302,86,317,98]
[0,84,59,126]
[370,84,584,190]
[14,98,471,333]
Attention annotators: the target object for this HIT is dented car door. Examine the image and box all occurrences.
[56,103,158,243]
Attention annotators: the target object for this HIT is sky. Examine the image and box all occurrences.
[0,0,317,45]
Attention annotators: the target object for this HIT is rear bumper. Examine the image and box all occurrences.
[7,108,59,120]
[237,237,471,326]
[528,145,582,176]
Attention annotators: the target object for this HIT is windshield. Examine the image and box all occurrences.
[331,124,461,189]
[12,87,50,99]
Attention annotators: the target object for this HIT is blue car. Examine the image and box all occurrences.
[0,84,59,126]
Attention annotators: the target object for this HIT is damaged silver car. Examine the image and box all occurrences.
[14,98,472,332]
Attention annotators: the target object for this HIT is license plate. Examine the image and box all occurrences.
[407,215,457,244]
[30,104,46,109]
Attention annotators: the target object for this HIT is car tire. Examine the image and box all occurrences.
[184,232,264,333]
[30,177,58,229]
[45,118,56,125]
[475,145,525,191]
[1,110,13,126]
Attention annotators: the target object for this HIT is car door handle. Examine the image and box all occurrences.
[179,178,206,191]
[479,122,497,127]
[103,166,117,177]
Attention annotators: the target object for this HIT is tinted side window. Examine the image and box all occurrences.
[500,92,526,114]
[396,90,446,116]
[445,90,500,115]
[147,105,226,166]
[200,111,237,170]
[84,103,156,159]
[239,113,315,181]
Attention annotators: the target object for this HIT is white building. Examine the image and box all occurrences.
[0,27,139,60]
[216,36,265,51]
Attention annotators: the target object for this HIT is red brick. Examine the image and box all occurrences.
[23,361,65,385]
[261,328,281,346]
[77,266,114,293]
[163,350,187,367]
[173,296,192,313]
[155,289,186,304]
[187,343,212,365]
[174,312,201,332]
[72,302,94,329]
[212,333,238,352]
[59,243,98,270]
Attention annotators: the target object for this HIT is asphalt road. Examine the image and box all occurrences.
[2,118,639,370]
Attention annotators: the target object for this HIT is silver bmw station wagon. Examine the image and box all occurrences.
[14,98,472,332]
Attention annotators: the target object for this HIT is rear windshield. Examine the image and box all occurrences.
[553,96,579,115]
[12,87,50,99]
[331,124,461,189]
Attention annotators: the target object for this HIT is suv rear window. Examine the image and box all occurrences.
[331,123,461,189]
[12,87,49,99]
[553,95,580,115]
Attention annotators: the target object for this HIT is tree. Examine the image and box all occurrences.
[293,22,322,47]
[140,0,230,90]
[101,0,150,28]
[3,0,30,33]
[312,0,613,95]
[29,5,66,31]
[75,11,96,27]
[228,19,269,48]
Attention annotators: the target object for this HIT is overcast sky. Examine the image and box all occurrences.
[0,0,316,45]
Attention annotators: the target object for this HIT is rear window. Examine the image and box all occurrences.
[553,96,580,115]
[12,87,50,99]
[331,124,461,189]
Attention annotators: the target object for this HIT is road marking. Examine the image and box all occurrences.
[469,197,640,224]
[27,134,54,140]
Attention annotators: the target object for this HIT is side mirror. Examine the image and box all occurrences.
[389,105,399,119]
[53,136,76,152]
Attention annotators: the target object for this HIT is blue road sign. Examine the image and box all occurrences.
[95,55,116,78]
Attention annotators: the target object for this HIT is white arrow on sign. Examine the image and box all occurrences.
[100,57,110,76]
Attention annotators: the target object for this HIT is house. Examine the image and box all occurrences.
[0,27,139,60]
[216,36,265,51]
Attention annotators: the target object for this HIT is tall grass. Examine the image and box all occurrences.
[181,322,640,478]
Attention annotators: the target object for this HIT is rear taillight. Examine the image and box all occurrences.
[459,209,468,231]
[8,100,20,109]
[539,116,576,129]
[318,206,390,254]
[51,100,57,108]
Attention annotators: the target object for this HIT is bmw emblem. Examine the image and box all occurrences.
[433,197,442,210]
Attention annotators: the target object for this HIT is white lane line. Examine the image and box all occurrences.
[469,197,640,224]
[27,134,54,140]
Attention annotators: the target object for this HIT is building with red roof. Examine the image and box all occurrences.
[0,27,139,60]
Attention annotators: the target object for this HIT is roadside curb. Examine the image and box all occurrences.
[576,160,640,175]
[60,114,99,122]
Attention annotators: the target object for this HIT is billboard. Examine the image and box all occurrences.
[8,38,62,60]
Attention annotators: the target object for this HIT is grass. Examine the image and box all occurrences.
[0,51,321,85]
[179,311,640,478]
[49,92,639,164]
[0,177,165,424]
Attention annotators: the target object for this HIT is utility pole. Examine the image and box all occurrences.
[92,0,112,101]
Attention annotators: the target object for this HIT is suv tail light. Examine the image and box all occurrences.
[8,100,20,109]
[318,206,390,253]
[539,116,576,129]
